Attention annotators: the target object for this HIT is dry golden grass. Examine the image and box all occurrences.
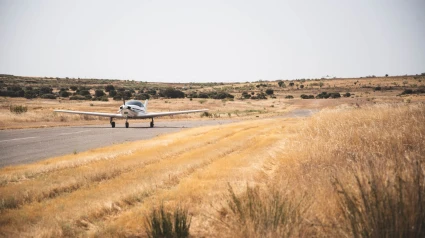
[1,102,424,237]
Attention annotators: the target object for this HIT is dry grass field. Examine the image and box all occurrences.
[1,102,424,237]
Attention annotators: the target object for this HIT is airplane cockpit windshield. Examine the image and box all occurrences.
[125,100,143,107]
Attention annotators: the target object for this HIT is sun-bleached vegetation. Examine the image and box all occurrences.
[0,103,424,237]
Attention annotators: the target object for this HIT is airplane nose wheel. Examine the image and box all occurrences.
[125,122,129,128]
[150,118,154,128]
[110,118,115,128]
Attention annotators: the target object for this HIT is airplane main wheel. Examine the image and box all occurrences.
[111,122,115,128]
[125,122,129,128]
[150,121,154,128]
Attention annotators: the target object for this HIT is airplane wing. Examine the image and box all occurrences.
[54,110,124,118]
[137,109,208,118]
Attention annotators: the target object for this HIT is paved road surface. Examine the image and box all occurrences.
[0,109,317,167]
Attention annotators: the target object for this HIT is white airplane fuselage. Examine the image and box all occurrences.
[119,100,148,118]
[119,105,146,118]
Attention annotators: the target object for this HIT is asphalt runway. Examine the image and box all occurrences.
[0,109,317,168]
[0,119,236,167]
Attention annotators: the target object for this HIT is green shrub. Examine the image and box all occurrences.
[135,93,150,100]
[300,94,314,99]
[95,89,105,97]
[59,91,69,97]
[159,88,185,98]
[144,204,191,238]
[265,89,274,95]
[109,90,117,97]
[9,105,28,114]
[40,94,57,99]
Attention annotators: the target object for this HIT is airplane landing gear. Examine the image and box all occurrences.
[125,117,129,128]
[150,118,154,128]
[110,118,115,128]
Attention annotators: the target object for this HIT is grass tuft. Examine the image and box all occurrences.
[144,204,191,238]
[218,184,309,237]
[9,105,27,114]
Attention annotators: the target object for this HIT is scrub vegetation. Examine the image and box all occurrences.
[1,102,424,237]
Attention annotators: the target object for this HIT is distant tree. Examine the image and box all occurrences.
[147,88,157,95]
[59,91,69,97]
[95,89,105,97]
[160,88,185,98]
[79,90,91,96]
[300,85,304,89]
[24,90,37,99]
[289,82,294,87]
[39,87,53,95]
[134,93,150,100]
[105,85,115,92]
[265,89,274,95]
[109,90,117,97]
[278,80,284,87]
[385,74,389,77]
[242,91,251,99]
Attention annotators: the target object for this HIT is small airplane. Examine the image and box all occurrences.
[54,99,208,128]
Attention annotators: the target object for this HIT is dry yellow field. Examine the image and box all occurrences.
[1,102,424,237]
[0,116,300,237]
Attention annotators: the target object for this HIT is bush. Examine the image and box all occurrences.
[24,90,37,99]
[95,89,105,97]
[70,86,78,91]
[374,86,381,91]
[147,89,157,95]
[92,96,109,101]
[242,92,251,99]
[134,93,150,100]
[79,90,91,96]
[39,87,53,95]
[198,93,209,99]
[200,111,212,118]
[265,89,274,95]
[109,90,117,97]
[343,92,351,97]
[144,204,191,238]
[40,94,57,99]
[105,85,115,92]
[333,157,425,238]
[316,92,340,99]
[159,88,185,98]
[9,105,27,114]
[59,91,69,97]
[217,185,308,237]
[285,95,294,99]
[300,94,314,99]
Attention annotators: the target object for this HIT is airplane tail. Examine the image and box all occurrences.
[144,99,148,112]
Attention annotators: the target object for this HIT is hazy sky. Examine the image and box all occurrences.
[1,0,424,82]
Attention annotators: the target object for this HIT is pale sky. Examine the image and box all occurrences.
[0,0,424,83]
